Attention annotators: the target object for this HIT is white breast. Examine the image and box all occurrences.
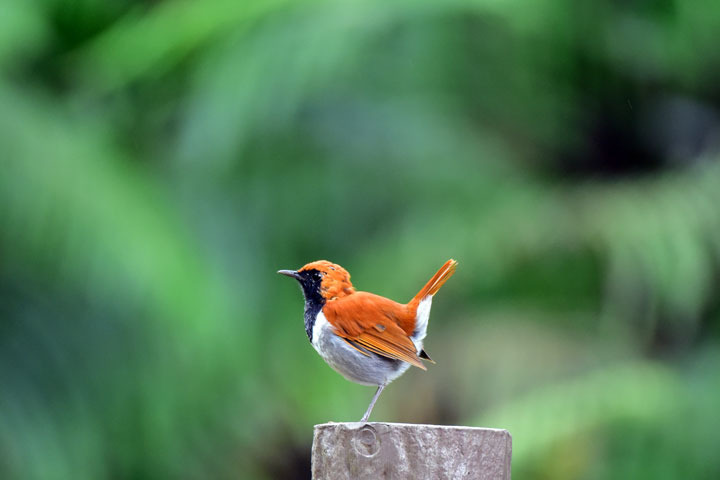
[311,310,331,352]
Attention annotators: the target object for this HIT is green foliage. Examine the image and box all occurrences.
[1,0,719,478]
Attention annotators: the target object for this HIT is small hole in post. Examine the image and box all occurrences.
[352,425,380,457]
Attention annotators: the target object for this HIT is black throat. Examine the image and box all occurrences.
[296,270,326,342]
[303,292,325,342]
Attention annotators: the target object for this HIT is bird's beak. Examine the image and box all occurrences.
[277,269,302,280]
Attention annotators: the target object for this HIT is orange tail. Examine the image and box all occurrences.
[412,259,458,303]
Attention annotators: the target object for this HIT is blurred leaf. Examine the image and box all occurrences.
[73,0,298,90]
[477,358,720,479]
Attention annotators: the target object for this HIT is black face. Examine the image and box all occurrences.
[296,269,323,301]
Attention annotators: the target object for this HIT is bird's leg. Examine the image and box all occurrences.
[360,384,386,423]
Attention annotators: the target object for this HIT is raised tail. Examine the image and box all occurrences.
[412,259,458,303]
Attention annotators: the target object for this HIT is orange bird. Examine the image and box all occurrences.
[278,259,458,422]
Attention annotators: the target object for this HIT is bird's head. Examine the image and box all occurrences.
[278,260,355,302]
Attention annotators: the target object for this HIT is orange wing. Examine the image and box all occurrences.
[322,292,426,370]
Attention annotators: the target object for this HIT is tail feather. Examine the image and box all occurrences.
[412,259,458,303]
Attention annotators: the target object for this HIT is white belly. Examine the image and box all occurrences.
[311,312,413,386]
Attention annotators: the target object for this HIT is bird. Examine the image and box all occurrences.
[278,258,458,422]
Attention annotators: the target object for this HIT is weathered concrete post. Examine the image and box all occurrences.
[312,422,511,479]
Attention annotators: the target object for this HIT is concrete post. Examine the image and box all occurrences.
[312,422,511,479]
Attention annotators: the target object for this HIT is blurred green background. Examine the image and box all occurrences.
[2,0,720,479]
